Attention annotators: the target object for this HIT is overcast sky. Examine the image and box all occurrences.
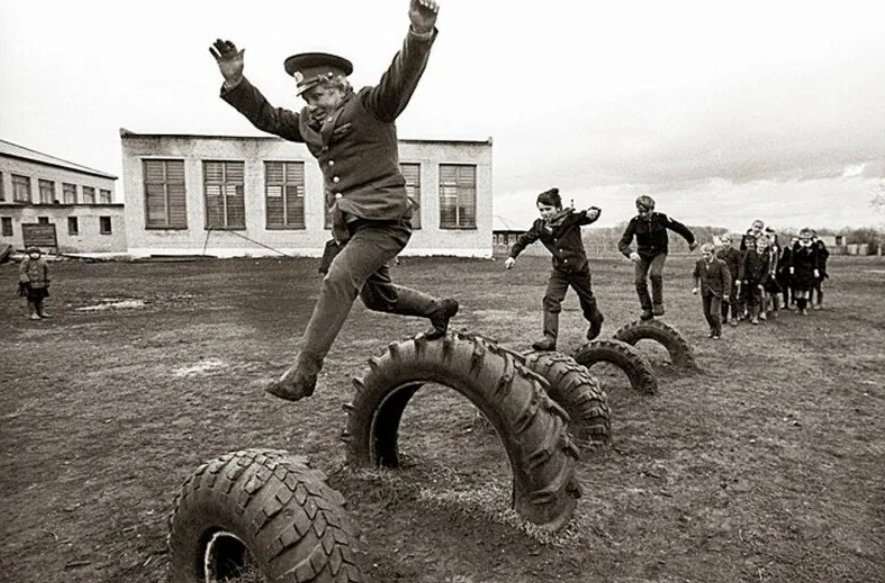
[2,0,884,232]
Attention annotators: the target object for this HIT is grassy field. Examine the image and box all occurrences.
[1,254,884,583]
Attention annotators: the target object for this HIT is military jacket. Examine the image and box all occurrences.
[222,29,437,237]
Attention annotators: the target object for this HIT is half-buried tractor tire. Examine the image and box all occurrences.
[612,319,697,370]
[168,449,364,583]
[522,351,612,446]
[573,339,659,395]
[343,332,582,532]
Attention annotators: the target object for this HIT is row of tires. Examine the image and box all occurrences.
[167,320,695,582]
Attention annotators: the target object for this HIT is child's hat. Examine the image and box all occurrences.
[26,246,41,254]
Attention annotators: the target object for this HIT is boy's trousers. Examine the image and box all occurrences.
[702,293,723,335]
[633,253,667,309]
[297,219,441,369]
[543,267,601,323]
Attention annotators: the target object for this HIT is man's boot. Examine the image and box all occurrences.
[426,298,459,340]
[587,310,604,340]
[532,311,558,351]
[266,352,322,402]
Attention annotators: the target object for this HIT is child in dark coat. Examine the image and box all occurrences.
[692,243,732,339]
[738,236,771,324]
[811,233,830,309]
[790,229,820,315]
[618,195,697,320]
[506,187,604,351]
[715,233,741,326]
[18,246,52,320]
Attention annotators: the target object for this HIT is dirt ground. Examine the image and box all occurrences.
[1,253,884,583]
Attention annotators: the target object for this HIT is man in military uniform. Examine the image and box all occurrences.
[210,0,457,402]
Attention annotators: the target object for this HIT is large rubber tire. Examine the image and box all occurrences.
[522,351,612,446]
[168,449,364,583]
[343,332,582,532]
[573,339,659,395]
[612,319,698,370]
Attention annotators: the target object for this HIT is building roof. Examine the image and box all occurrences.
[119,128,492,147]
[0,138,118,180]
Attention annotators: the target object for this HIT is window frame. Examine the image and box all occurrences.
[99,216,112,235]
[63,183,78,204]
[264,161,306,230]
[82,186,96,204]
[12,174,31,203]
[438,164,478,230]
[144,159,188,229]
[203,160,246,230]
[67,216,79,235]
[400,162,422,230]
[1,217,12,236]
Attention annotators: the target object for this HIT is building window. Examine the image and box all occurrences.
[439,164,477,229]
[144,159,187,229]
[82,186,96,204]
[63,183,77,203]
[265,161,305,229]
[0,172,4,201]
[400,163,421,229]
[68,216,79,235]
[38,217,49,225]
[1,217,12,236]
[99,189,112,204]
[99,216,112,235]
[12,174,31,202]
[203,161,245,229]
[38,179,55,203]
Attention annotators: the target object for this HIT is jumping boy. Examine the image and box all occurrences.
[210,0,458,402]
[505,188,604,351]
[618,195,698,320]
[692,243,731,339]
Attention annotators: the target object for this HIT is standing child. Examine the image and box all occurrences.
[811,232,830,309]
[777,237,797,310]
[18,246,52,320]
[715,233,741,327]
[692,243,731,339]
[738,235,771,325]
[789,229,820,315]
[505,188,604,351]
[618,195,697,320]
[762,227,782,318]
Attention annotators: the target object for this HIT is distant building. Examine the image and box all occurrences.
[120,130,493,258]
[0,139,126,255]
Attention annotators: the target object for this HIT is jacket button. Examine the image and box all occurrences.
[328,160,335,166]
[332,176,340,183]
[335,193,342,200]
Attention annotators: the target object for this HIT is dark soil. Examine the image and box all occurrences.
[1,254,883,583]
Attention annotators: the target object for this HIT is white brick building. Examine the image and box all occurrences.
[120,130,493,258]
[0,139,126,255]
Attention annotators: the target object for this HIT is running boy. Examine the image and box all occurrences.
[618,195,698,320]
[505,188,604,351]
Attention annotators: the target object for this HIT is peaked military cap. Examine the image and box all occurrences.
[284,52,354,95]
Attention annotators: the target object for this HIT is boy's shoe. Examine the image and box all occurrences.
[265,357,321,402]
[639,309,654,321]
[813,304,822,310]
[586,312,605,340]
[708,330,715,338]
[712,333,721,339]
[652,304,665,316]
[758,312,767,321]
[730,319,739,327]
[425,299,459,340]
[28,313,41,321]
[531,335,557,351]
[800,308,808,316]
[751,318,759,325]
